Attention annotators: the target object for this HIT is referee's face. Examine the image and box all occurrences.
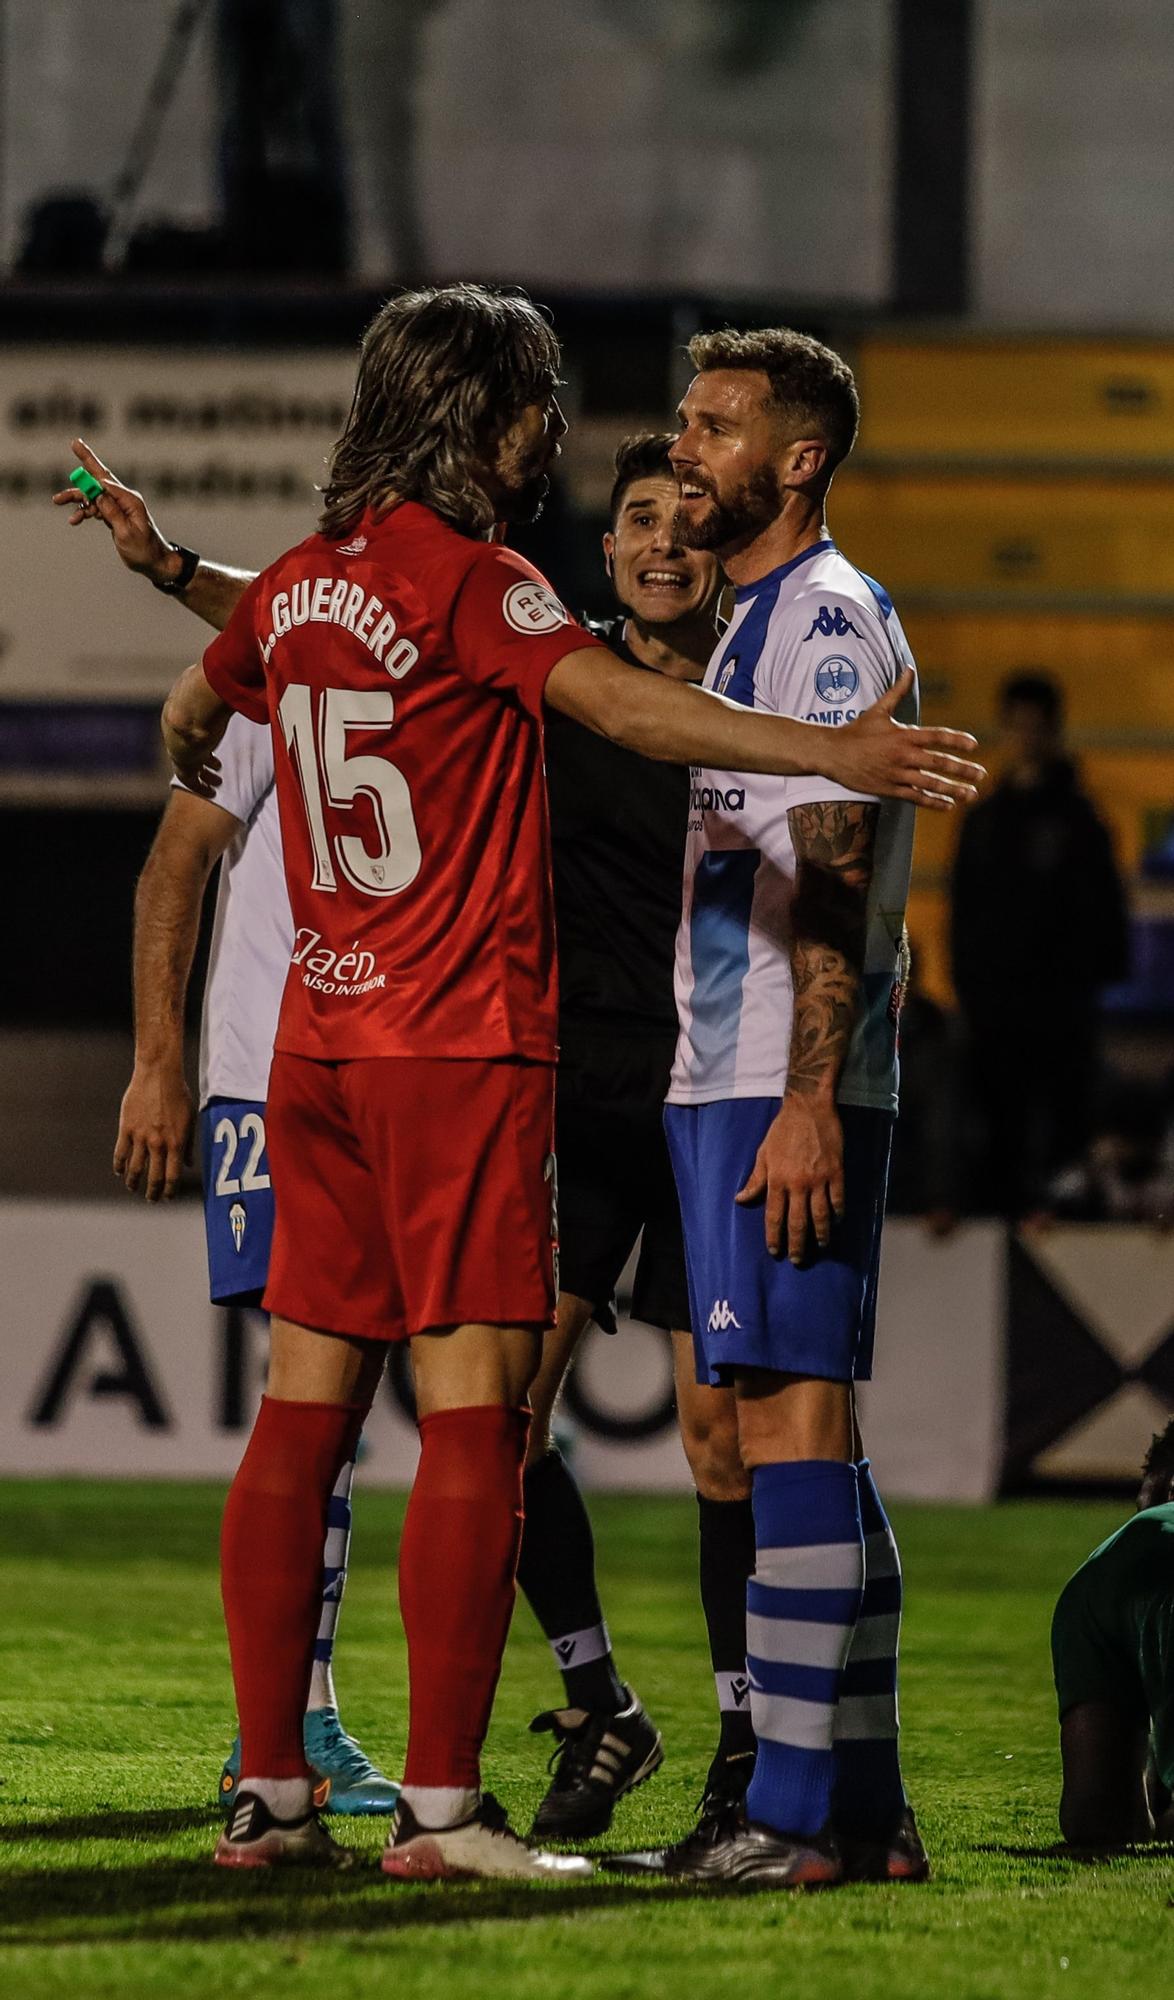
[604,477,719,627]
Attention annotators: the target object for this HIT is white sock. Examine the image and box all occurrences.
[238,1775,313,1818]
[307,1659,337,1713]
[305,1457,355,1715]
[400,1784,480,1829]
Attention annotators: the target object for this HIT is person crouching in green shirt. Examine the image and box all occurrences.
[1051,1422,1174,1845]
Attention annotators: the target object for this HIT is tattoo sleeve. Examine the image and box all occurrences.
[785,800,879,1097]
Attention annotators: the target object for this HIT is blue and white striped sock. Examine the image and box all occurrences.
[832,1459,906,1835]
[306,1455,355,1713]
[744,1459,864,1837]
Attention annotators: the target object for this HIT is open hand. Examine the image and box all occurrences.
[735,1096,845,1264]
[828,669,985,809]
[52,436,179,585]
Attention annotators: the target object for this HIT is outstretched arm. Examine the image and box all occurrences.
[736,800,877,1263]
[544,648,983,810]
[53,437,255,632]
[114,788,240,1201]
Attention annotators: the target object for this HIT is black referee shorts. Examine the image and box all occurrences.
[555,1024,691,1336]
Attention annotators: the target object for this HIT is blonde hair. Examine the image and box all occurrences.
[320,284,560,539]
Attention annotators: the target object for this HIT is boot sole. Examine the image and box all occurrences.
[381,1837,588,1883]
[213,1832,349,1870]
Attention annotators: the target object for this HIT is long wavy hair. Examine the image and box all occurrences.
[319,284,561,539]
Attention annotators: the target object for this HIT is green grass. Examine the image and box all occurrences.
[1,1481,1170,1999]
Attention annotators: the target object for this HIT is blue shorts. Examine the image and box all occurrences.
[663,1099,893,1387]
[200,1097,275,1307]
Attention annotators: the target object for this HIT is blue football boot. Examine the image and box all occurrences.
[218,1710,399,1817]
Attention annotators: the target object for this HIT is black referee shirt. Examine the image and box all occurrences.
[546,616,692,1081]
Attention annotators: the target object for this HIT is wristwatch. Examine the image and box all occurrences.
[152,545,201,595]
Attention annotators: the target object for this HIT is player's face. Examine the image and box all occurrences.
[603,476,720,626]
[669,370,790,554]
[491,394,567,524]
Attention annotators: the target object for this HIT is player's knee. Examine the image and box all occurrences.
[680,1406,748,1500]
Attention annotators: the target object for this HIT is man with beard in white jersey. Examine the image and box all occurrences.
[608,327,927,1891]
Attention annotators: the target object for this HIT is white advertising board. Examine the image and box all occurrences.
[0,1202,1005,1499]
[0,347,356,701]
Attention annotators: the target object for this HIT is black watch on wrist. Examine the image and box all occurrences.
[152,545,201,594]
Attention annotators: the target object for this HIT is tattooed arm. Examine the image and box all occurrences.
[736,801,879,1263]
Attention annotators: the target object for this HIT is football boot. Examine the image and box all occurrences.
[528,1689,663,1841]
[382,1791,594,1882]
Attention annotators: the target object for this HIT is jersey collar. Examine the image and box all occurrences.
[732,538,835,604]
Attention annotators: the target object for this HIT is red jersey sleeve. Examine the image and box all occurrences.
[202,572,270,724]
[449,546,604,720]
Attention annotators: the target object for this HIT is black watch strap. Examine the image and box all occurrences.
[152,545,201,594]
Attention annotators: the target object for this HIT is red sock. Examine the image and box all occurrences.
[399,1404,530,1788]
[221,1395,364,1778]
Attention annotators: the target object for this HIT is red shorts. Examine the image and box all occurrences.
[264,1053,557,1342]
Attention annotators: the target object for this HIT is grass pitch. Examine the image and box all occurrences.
[1,1480,1170,2000]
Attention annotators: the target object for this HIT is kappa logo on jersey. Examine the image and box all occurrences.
[814,655,861,704]
[337,533,368,556]
[502,579,568,635]
[707,1299,742,1332]
[229,1201,246,1252]
[803,605,864,642]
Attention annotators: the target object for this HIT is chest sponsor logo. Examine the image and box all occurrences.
[707,1299,742,1332]
[291,929,387,997]
[803,605,864,642]
[691,781,746,813]
[814,655,860,704]
[502,580,568,634]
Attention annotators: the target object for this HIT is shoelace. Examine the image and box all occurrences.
[312,1715,380,1787]
[684,1792,744,1848]
[538,1713,610,1791]
[478,1793,517,1842]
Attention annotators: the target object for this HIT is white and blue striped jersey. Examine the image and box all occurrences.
[667,540,915,1112]
[173,712,291,1108]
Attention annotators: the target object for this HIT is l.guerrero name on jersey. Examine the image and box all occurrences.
[201,501,605,1064]
[667,540,916,1112]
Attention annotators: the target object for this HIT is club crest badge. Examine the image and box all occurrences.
[229,1201,246,1253]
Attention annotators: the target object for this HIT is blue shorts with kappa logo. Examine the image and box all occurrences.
[663,1098,893,1387]
[200,1097,275,1306]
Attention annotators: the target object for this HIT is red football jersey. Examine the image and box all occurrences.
[202,501,603,1063]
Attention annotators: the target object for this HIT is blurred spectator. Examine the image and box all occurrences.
[950,673,1130,1219]
[1045,1074,1174,1225]
[887,947,967,1234]
[216,0,349,274]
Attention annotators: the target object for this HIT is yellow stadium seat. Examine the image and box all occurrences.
[855,339,1174,464]
[901,608,1174,737]
[832,468,1174,598]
